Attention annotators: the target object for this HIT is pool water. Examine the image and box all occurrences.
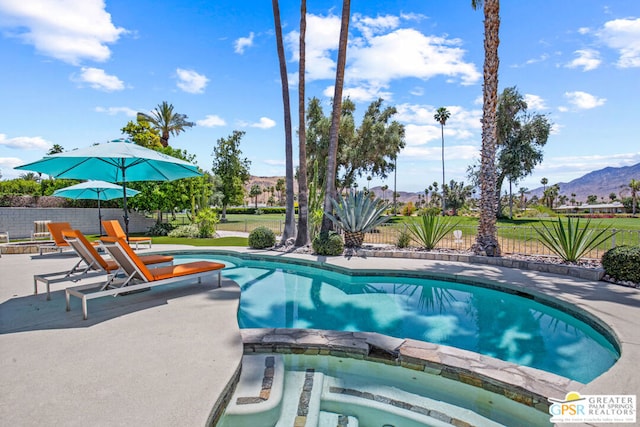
[175,254,619,383]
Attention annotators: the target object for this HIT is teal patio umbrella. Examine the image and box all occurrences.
[16,139,202,237]
[53,180,140,235]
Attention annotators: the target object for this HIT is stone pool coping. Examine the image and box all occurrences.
[241,328,582,414]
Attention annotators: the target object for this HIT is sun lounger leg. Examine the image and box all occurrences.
[65,289,71,312]
[218,271,221,288]
[82,296,88,320]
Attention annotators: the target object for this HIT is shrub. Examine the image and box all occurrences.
[195,207,219,238]
[325,191,389,248]
[396,229,411,248]
[168,224,200,238]
[401,201,416,216]
[602,246,640,283]
[312,231,344,256]
[248,226,276,249]
[147,222,174,236]
[532,217,612,263]
[407,214,459,250]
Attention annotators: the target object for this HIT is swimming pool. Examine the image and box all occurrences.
[174,253,619,383]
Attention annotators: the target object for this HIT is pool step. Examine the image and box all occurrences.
[275,369,324,427]
[318,411,359,426]
[220,354,285,427]
[321,375,504,427]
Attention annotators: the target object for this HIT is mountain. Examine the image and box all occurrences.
[527,163,640,203]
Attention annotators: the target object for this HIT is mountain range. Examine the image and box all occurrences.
[247,162,640,205]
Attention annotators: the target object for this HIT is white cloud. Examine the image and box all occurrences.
[73,67,124,91]
[348,28,480,86]
[0,134,51,150]
[286,13,342,80]
[352,13,400,40]
[197,115,226,127]
[557,106,569,113]
[566,49,601,71]
[264,159,285,166]
[524,94,547,110]
[402,143,478,161]
[247,117,276,129]
[597,18,640,68]
[409,86,424,96]
[322,83,392,103]
[0,156,25,174]
[94,106,137,117]
[234,32,254,54]
[176,68,208,94]
[578,27,591,35]
[564,91,606,109]
[0,0,126,65]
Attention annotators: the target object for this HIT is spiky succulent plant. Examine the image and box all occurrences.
[325,191,389,247]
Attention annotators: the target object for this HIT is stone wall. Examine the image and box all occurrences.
[0,207,155,239]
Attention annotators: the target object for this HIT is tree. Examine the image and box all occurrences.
[586,194,598,205]
[19,172,39,181]
[249,184,262,208]
[306,97,405,191]
[381,184,389,202]
[495,87,550,218]
[295,0,310,247]
[47,144,64,155]
[443,179,473,216]
[321,0,351,233]
[275,178,285,205]
[137,101,195,147]
[541,177,548,191]
[518,187,528,210]
[434,107,451,216]
[472,0,501,257]
[271,0,296,243]
[121,121,162,149]
[211,131,251,222]
[609,192,617,202]
[629,179,640,215]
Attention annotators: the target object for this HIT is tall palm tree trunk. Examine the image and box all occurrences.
[321,0,351,233]
[474,0,501,256]
[272,0,296,242]
[295,0,310,246]
[440,123,446,216]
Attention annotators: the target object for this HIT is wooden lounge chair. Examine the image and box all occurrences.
[34,230,173,300]
[102,220,152,249]
[66,237,225,319]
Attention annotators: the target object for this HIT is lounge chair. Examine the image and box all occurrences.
[102,220,152,249]
[37,222,72,255]
[66,237,224,319]
[34,230,173,300]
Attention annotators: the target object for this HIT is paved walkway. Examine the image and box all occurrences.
[1,245,638,427]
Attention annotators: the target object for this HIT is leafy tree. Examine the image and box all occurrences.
[434,107,451,216]
[586,194,598,204]
[321,0,351,233]
[211,131,251,221]
[609,192,617,202]
[496,87,550,217]
[629,179,639,215]
[249,184,262,208]
[295,0,310,246]
[121,120,162,149]
[271,0,295,242]
[443,179,474,216]
[472,0,501,256]
[137,101,195,147]
[306,97,405,192]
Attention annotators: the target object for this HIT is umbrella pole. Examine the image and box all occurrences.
[98,197,103,236]
[121,165,130,242]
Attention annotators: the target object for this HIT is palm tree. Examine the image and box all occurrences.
[137,101,195,147]
[381,184,389,202]
[295,0,310,246]
[630,178,640,215]
[518,187,528,211]
[472,0,501,256]
[321,0,351,233]
[434,107,451,216]
[271,0,296,243]
[540,177,548,191]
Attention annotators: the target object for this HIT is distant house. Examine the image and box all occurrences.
[554,202,624,214]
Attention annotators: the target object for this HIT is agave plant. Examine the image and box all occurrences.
[532,217,613,263]
[406,214,459,250]
[325,191,389,247]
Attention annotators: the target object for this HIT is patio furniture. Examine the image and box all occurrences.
[66,237,224,319]
[34,230,173,300]
[102,220,152,249]
[32,220,51,241]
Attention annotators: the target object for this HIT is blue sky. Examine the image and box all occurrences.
[1,0,638,194]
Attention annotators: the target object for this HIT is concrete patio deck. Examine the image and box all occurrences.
[1,244,638,426]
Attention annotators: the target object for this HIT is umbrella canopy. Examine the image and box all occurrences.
[53,180,140,235]
[16,139,202,237]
